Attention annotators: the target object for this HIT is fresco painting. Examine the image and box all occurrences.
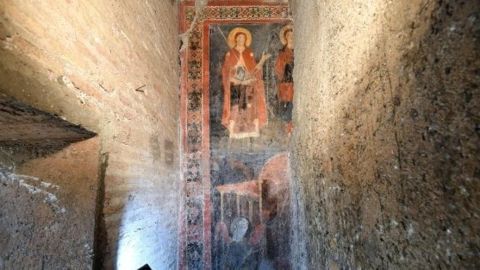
[179,3,292,269]
[209,23,294,269]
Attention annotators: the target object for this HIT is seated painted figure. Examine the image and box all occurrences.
[217,217,260,269]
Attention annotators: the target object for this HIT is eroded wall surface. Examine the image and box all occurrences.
[0,138,100,269]
[0,1,180,269]
[292,0,479,269]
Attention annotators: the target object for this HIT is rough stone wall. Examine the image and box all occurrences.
[291,0,479,269]
[0,138,100,269]
[0,1,180,269]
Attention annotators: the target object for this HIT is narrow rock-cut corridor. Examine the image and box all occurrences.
[0,0,479,269]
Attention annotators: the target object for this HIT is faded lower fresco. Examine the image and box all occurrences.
[209,23,295,269]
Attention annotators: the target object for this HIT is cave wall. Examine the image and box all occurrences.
[0,1,180,269]
[291,0,479,269]
[0,138,100,269]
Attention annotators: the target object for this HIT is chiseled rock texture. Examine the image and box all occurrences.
[0,1,180,269]
[291,0,479,269]
[0,138,100,269]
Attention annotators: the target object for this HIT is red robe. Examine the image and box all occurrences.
[274,47,294,102]
[221,47,268,129]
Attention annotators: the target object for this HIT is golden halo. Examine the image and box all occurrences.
[227,27,252,48]
[280,24,294,45]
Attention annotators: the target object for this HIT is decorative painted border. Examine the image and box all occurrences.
[185,6,289,22]
[179,2,291,269]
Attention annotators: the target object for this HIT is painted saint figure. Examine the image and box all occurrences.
[275,25,294,134]
[222,27,271,139]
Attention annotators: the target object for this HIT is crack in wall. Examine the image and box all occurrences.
[179,0,208,52]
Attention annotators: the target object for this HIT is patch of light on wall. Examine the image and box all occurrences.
[116,194,152,270]
[115,177,176,270]
[116,238,142,270]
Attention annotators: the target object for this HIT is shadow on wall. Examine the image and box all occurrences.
[292,0,480,269]
[0,94,96,163]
